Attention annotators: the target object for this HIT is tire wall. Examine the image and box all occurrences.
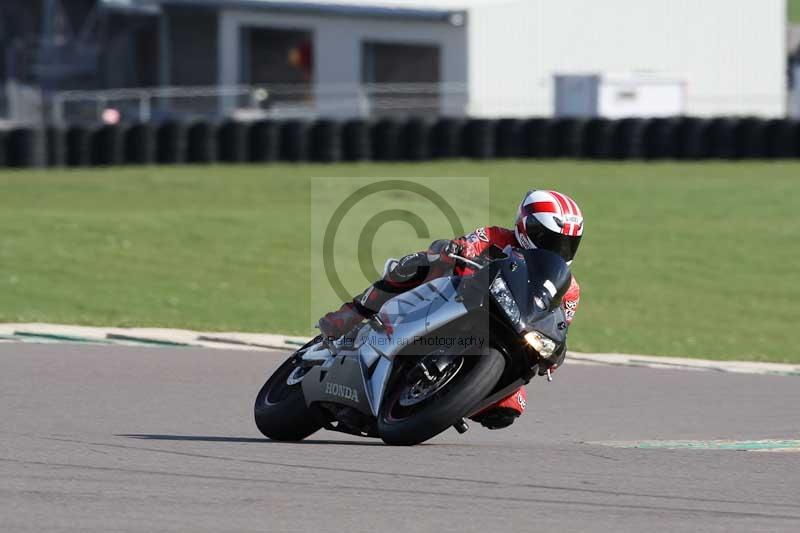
[6,118,800,168]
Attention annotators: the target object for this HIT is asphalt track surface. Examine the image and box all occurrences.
[1,343,799,533]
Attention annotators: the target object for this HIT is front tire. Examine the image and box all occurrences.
[254,355,322,441]
[378,348,505,445]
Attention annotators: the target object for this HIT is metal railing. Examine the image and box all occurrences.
[32,81,794,126]
[49,82,470,126]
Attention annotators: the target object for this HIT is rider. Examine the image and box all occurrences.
[318,190,584,430]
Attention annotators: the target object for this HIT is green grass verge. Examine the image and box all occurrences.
[791,0,800,23]
[1,162,799,363]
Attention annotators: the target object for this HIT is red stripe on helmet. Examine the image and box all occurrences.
[525,201,558,214]
[565,194,580,216]
[549,191,572,216]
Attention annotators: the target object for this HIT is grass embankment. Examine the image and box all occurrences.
[1,162,798,362]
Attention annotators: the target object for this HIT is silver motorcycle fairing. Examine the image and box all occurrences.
[301,276,472,417]
[363,276,469,361]
[301,353,373,415]
[360,276,470,416]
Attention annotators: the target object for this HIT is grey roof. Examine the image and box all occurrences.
[147,0,464,22]
[101,0,162,14]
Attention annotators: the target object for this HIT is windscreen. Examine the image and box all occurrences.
[518,248,572,311]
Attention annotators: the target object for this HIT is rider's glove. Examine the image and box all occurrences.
[428,239,462,267]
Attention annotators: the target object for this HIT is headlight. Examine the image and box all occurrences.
[524,331,557,357]
[490,276,520,324]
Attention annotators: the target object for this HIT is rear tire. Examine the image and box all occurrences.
[254,355,322,441]
[378,348,505,445]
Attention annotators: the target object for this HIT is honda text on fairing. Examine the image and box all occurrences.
[253,245,572,445]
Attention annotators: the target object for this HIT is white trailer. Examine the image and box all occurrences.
[465,0,786,117]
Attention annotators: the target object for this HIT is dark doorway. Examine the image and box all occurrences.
[241,27,314,85]
[240,27,314,112]
[362,41,441,115]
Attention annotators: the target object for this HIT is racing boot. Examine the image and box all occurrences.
[318,302,367,341]
[470,387,526,430]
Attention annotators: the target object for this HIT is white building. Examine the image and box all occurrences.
[82,0,788,120]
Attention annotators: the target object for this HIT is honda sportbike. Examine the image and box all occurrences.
[254,245,571,445]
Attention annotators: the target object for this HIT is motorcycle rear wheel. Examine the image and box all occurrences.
[378,347,505,446]
[254,355,322,441]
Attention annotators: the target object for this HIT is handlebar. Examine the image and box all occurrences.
[447,253,487,270]
[447,245,509,270]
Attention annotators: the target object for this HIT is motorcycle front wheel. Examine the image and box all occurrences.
[378,347,505,446]
[254,354,322,441]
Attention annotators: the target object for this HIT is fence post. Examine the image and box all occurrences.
[139,93,152,123]
[52,93,65,127]
[96,97,106,123]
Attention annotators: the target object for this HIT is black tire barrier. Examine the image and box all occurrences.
[732,118,766,159]
[156,121,187,164]
[463,119,496,159]
[12,117,800,168]
[551,118,587,158]
[248,120,280,162]
[674,117,710,160]
[187,122,218,163]
[279,120,310,162]
[124,123,156,165]
[371,118,403,161]
[642,118,680,159]
[431,118,464,159]
[309,119,341,163]
[765,119,797,159]
[704,118,737,159]
[520,118,557,158]
[793,121,800,158]
[46,127,66,167]
[66,126,92,167]
[494,119,523,158]
[217,120,249,163]
[0,130,6,167]
[609,119,648,160]
[341,119,371,161]
[401,118,431,161]
[90,125,124,167]
[6,128,44,168]
[582,118,615,159]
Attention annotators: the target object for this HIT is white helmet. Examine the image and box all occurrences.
[514,190,584,264]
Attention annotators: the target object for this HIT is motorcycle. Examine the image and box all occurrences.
[254,245,572,445]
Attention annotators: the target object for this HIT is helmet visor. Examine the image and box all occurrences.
[525,216,582,263]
